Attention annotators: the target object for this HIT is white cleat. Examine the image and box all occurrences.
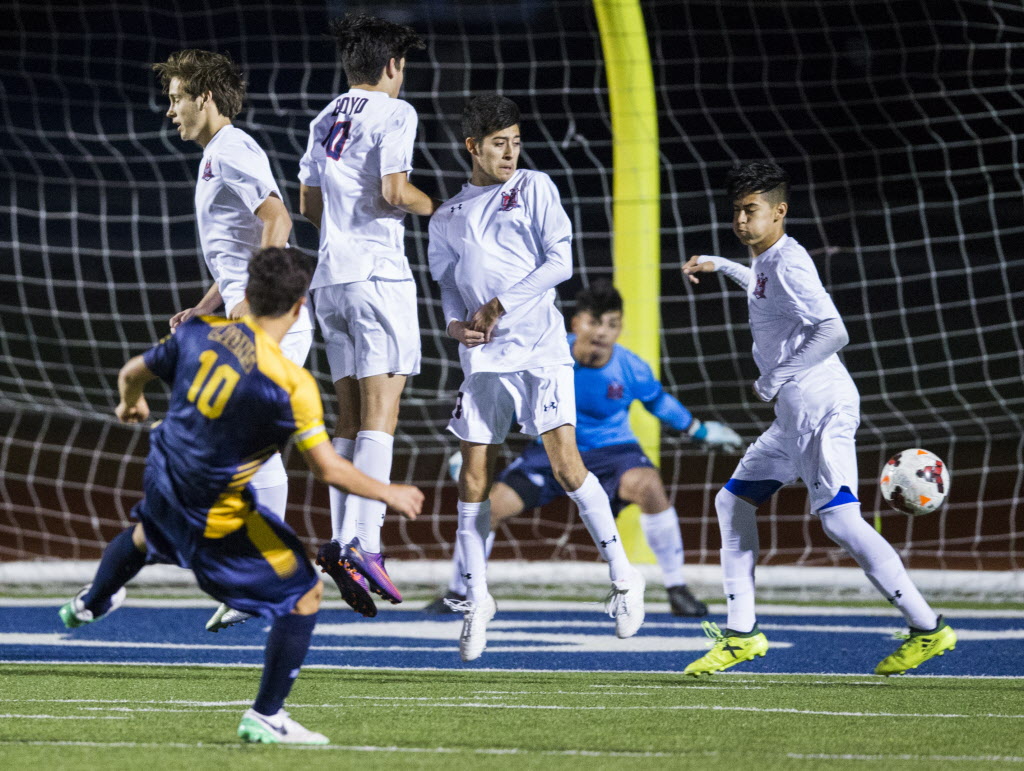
[59,583,127,629]
[605,569,646,639]
[446,593,497,661]
[237,707,329,745]
[206,602,254,633]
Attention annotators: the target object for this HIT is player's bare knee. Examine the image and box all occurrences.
[621,468,669,512]
[131,522,148,551]
[293,579,323,616]
[489,482,525,525]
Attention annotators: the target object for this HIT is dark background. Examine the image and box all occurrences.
[1,0,1021,570]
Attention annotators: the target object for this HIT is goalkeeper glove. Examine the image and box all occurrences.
[687,418,744,452]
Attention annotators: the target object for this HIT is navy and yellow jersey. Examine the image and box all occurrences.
[141,315,328,535]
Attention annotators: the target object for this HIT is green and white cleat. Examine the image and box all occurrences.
[59,584,126,629]
[875,616,957,676]
[683,620,769,676]
[206,602,254,633]
[237,708,329,745]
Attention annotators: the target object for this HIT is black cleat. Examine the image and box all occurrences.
[667,584,709,617]
[316,540,377,617]
[422,590,466,614]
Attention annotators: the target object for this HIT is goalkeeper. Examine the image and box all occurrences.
[427,280,742,617]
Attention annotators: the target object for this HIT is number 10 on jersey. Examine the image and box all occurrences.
[322,120,352,160]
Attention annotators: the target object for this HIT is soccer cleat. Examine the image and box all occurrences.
[237,707,329,745]
[446,593,497,661]
[667,584,709,617]
[342,537,403,604]
[605,569,646,638]
[206,602,254,633]
[315,540,377,617]
[59,584,126,629]
[683,621,769,676]
[875,616,957,676]
[423,589,466,614]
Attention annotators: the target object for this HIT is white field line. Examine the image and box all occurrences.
[0,714,127,720]
[2,596,1021,618]
[8,697,1024,720]
[788,753,1024,764]
[0,739,703,758]
[4,658,1023,678]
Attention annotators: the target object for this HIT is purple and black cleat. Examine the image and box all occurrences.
[342,537,403,605]
[315,540,377,617]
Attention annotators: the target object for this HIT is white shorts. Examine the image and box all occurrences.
[447,365,576,445]
[313,279,421,382]
[732,409,860,513]
[251,328,312,492]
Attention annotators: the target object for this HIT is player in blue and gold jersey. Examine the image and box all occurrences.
[59,247,423,745]
[428,281,743,617]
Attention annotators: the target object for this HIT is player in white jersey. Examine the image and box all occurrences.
[153,49,314,632]
[428,95,646,661]
[298,15,439,616]
[681,162,956,676]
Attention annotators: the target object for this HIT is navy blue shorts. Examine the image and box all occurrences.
[134,480,318,620]
[498,441,655,516]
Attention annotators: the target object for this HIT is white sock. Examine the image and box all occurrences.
[715,487,759,632]
[640,507,686,588]
[567,473,631,582]
[449,530,495,595]
[350,430,394,553]
[819,502,938,630]
[251,453,288,521]
[457,500,491,602]
[329,437,355,542]
[253,484,288,522]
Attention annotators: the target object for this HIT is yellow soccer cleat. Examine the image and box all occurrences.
[683,620,769,676]
[875,616,957,676]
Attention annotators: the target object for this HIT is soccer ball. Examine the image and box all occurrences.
[879,448,950,516]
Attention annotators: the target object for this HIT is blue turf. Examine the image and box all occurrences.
[4,604,1021,676]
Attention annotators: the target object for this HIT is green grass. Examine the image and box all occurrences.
[1,664,1021,770]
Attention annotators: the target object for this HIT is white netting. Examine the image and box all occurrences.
[1,1,1021,578]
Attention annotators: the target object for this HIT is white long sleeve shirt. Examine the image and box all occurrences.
[698,234,858,435]
[428,169,574,376]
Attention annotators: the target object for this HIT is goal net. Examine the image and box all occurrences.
[2,1,1021,591]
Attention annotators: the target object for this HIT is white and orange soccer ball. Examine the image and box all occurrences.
[879,448,951,517]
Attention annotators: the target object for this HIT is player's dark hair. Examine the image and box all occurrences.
[727,161,790,206]
[574,279,623,318]
[247,247,315,318]
[152,49,246,119]
[462,95,521,143]
[329,14,425,86]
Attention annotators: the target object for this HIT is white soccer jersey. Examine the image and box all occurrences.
[298,89,418,288]
[194,125,312,332]
[700,234,858,435]
[428,168,574,377]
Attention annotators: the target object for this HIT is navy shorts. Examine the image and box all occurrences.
[498,441,655,516]
[134,480,318,620]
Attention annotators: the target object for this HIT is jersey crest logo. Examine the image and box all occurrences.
[499,187,521,211]
[202,159,214,181]
[606,381,625,400]
[753,272,768,299]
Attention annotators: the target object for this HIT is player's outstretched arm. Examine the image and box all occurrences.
[682,254,752,289]
[170,282,222,330]
[299,184,324,230]
[301,441,424,520]
[256,193,293,248]
[116,355,158,424]
[382,172,441,216]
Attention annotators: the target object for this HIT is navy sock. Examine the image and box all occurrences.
[82,527,146,616]
[253,612,318,716]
